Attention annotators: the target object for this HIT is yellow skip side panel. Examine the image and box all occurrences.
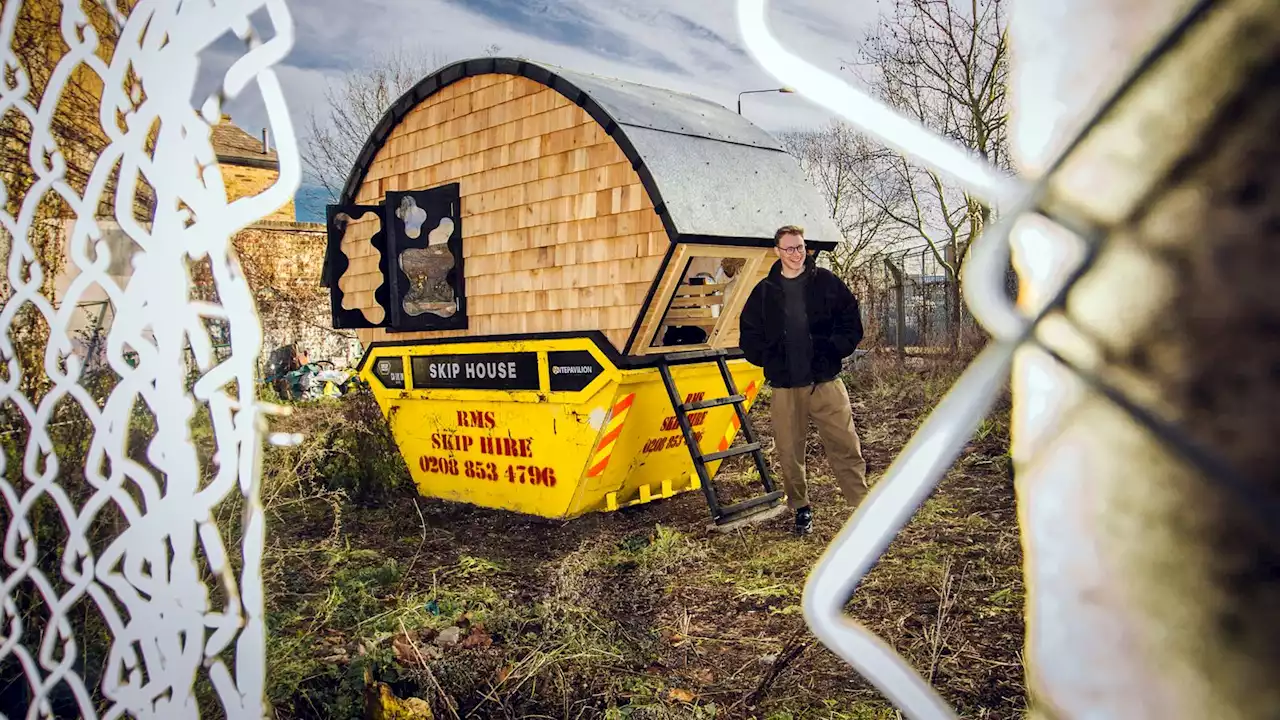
[357,337,763,520]
[586,363,763,514]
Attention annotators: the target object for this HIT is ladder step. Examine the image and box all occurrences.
[715,491,787,523]
[661,348,726,363]
[683,394,745,412]
[700,442,762,464]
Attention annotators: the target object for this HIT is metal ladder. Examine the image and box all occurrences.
[656,350,786,526]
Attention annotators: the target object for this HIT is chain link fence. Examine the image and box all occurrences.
[843,242,1019,353]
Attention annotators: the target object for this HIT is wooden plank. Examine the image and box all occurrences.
[660,319,718,329]
[669,295,724,308]
[663,308,716,321]
[675,284,730,296]
[552,234,645,265]
[627,243,691,354]
[710,254,770,348]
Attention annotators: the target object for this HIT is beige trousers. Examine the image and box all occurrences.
[769,379,868,510]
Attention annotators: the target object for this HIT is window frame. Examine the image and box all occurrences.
[628,242,774,356]
[382,183,468,333]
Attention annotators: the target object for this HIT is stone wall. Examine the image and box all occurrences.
[233,220,363,369]
[49,218,361,374]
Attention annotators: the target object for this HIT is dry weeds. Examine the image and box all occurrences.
[255,353,1022,719]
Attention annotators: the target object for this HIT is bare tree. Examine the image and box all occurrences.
[779,121,910,277]
[303,46,452,201]
[847,0,1010,342]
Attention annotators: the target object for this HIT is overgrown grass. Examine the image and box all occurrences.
[239,353,1023,719]
[0,350,1020,718]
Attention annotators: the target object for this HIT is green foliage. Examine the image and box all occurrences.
[262,382,412,504]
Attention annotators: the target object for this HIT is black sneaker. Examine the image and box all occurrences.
[794,506,813,535]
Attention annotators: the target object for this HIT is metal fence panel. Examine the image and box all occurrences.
[0,1,297,716]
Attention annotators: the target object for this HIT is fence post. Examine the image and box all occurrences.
[944,241,960,352]
[1008,0,1280,717]
[884,257,905,362]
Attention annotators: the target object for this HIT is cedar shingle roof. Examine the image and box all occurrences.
[211,114,278,170]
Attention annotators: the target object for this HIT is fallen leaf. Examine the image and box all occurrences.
[496,665,513,683]
[366,681,435,720]
[692,668,714,685]
[459,624,492,650]
[667,688,696,703]
[392,633,417,664]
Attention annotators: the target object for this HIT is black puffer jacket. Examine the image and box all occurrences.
[738,257,863,388]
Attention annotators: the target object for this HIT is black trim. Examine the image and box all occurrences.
[324,204,391,329]
[675,235,838,252]
[331,57,686,289]
[335,56,686,215]
[329,56,842,355]
[355,331,744,376]
[383,184,468,332]
[332,58,817,282]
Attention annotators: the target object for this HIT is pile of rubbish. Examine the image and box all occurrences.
[264,344,358,401]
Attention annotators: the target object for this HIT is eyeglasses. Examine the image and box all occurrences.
[778,245,806,255]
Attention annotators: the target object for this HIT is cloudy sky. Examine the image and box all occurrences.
[201,0,885,218]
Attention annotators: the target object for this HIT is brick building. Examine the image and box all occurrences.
[211,114,296,222]
[208,115,361,369]
[52,116,361,372]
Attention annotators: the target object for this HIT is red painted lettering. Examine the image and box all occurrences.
[431,433,473,452]
[457,410,497,429]
[659,410,709,432]
[418,455,461,476]
[505,465,558,487]
[480,436,535,458]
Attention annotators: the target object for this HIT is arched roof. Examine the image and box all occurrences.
[341,57,843,245]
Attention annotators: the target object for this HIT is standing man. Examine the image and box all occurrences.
[739,225,868,535]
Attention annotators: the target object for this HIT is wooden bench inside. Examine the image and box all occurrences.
[661,282,729,330]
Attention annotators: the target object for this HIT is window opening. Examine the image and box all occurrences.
[644,248,762,352]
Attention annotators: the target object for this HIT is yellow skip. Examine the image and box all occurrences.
[357,334,764,521]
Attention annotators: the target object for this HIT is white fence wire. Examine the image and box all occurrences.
[739,0,1269,717]
[0,0,1264,716]
[0,0,298,717]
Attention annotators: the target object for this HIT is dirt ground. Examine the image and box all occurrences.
[260,354,1023,719]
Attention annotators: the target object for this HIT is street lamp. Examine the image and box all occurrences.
[737,86,795,114]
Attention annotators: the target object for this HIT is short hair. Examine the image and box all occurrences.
[774,225,805,245]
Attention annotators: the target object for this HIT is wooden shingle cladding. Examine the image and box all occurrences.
[339,74,667,350]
